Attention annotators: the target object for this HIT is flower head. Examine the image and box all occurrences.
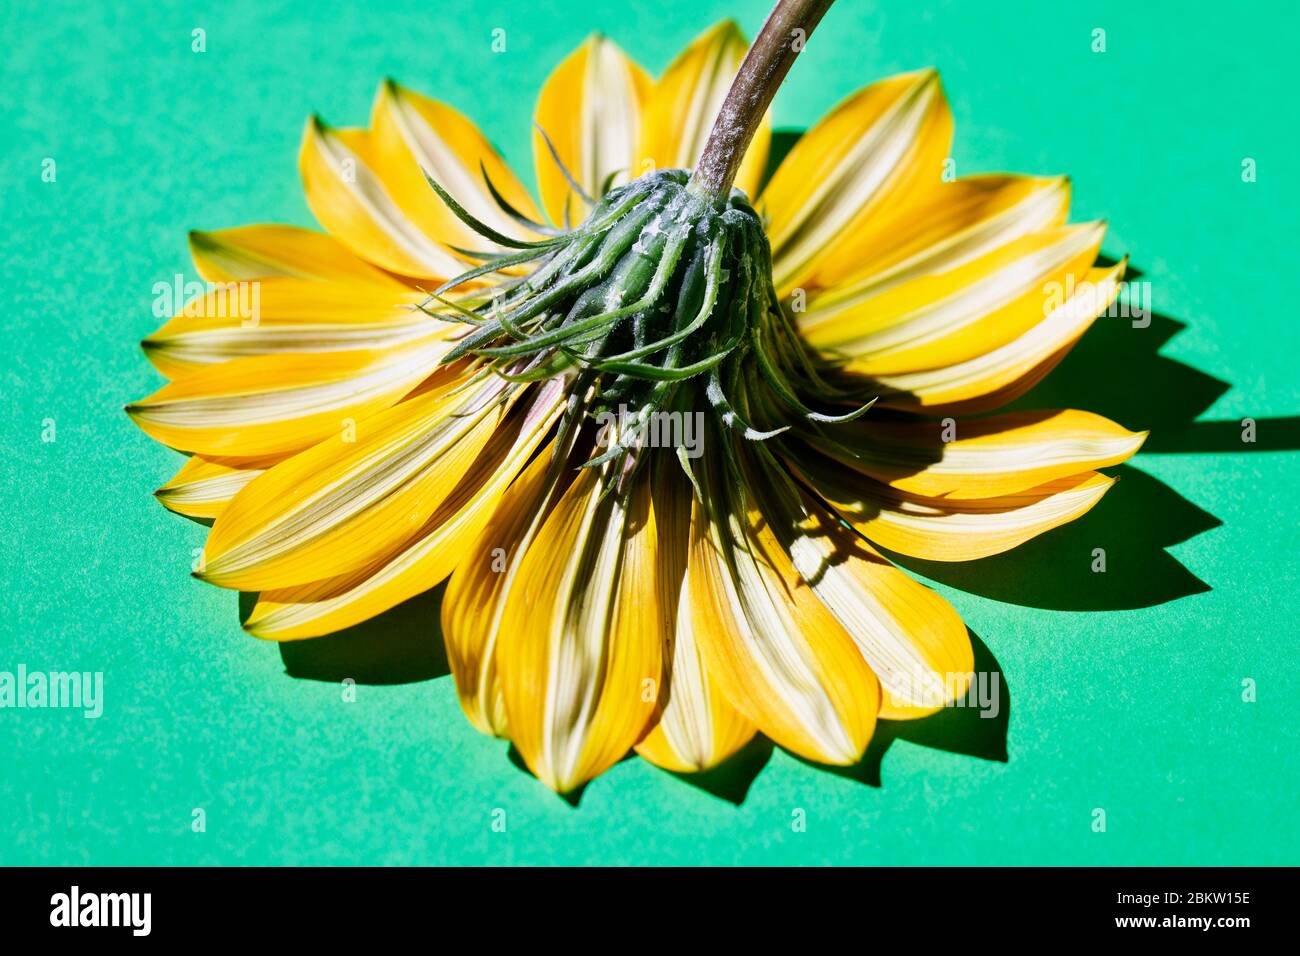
[129,17,1146,793]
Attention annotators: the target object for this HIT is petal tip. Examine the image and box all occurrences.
[715,18,744,39]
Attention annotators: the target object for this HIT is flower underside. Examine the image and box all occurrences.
[122,9,1156,795]
[424,164,870,488]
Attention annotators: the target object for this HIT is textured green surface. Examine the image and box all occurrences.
[2,0,1297,865]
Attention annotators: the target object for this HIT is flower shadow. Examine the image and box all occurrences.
[249,584,450,685]
[886,304,1292,611]
[806,628,1009,788]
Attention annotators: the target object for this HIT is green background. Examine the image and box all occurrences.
[3,0,1297,865]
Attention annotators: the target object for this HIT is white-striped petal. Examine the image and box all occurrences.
[794,450,1118,561]
[142,278,445,379]
[245,381,566,639]
[749,452,973,720]
[300,118,466,278]
[155,455,275,520]
[532,35,651,226]
[800,174,1071,309]
[874,261,1125,413]
[495,466,666,793]
[802,409,1147,500]
[800,222,1105,374]
[762,70,952,294]
[127,336,454,457]
[198,376,513,590]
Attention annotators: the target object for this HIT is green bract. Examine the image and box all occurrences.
[423,166,872,478]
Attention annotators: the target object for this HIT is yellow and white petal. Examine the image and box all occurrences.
[635,463,756,773]
[142,278,445,379]
[197,376,513,591]
[689,448,879,763]
[804,408,1147,500]
[495,467,666,793]
[794,451,1117,561]
[533,34,652,227]
[762,70,952,295]
[188,225,407,287]
[874,261,1125,414]
[801,222,1105,374]
[635,572,757,773]
[749,456,973,720]
[154,454,278,520]
[244,382,565,641]
[801,174,1071,306]
[636,20,769,199]
[126,336,453,457]
[441,431,565,737]
[300,117,467,278]
[368,80,543,252]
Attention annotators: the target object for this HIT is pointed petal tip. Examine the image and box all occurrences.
[241,619,277,642]
[715,17,744,38]
[186,230,217,261]
[809,741,870,768]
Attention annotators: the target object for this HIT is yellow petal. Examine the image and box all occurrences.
[440,430,564,737]
[762,70,952,295]
[750,452,973,720]
[245,382,565,641]
[198,376,513,591]
[801,222,1105,375]
[803,408,1147,500]
[533,34,652,226]
[299,117,466,278]
[368,80,543,252]
[874,261,1126,413]
[142,277,442,379]
[634,582,758,772]
[495,466,666,793]
[188,225,407,287]
[155,454,278,520]
[689,447,879,764]
[636,20,769,199]
[632,462,755,773]
[126,336,452,457]
[795,450,1118,561]
[801,174,1070,306]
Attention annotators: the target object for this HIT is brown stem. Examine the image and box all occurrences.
[687,0,835,200]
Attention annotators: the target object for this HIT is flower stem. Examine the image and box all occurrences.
[687,0,835,201]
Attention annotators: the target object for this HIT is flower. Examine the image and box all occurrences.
[128,19,1146,793]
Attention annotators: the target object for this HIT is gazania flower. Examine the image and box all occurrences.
[128,4,1146,793]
